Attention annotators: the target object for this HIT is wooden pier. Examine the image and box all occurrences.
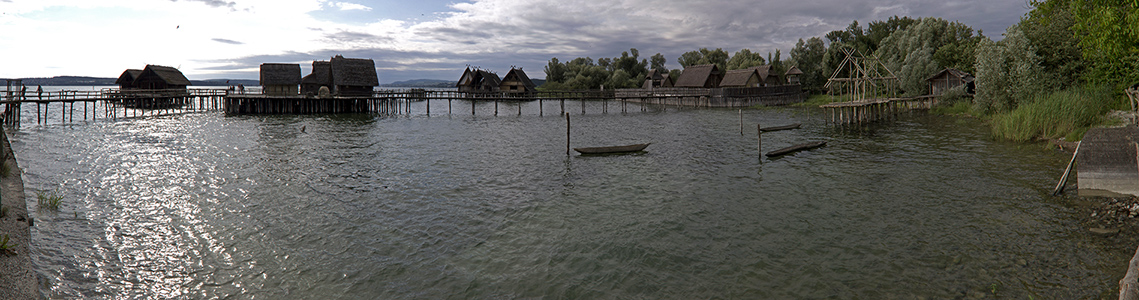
[1,88,227,127]
[819,96,939,125]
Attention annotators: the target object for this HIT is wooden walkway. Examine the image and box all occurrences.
[819,95,939,125]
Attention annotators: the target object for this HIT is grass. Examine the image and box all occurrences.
[989,86,1124,142]
[0,160,9,178]
[36,189,63,211]
[0,234,15,253]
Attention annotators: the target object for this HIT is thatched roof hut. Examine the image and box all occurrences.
[926,68,974,95]
[748,65,783,86]
[784,66,803,84]
[674,64,722,88]
[500,67,536,93]
[641,69,674,89]
[134,65,190,90]
[456,67,501,92]
[719,69,761,87]
[260,63,301,96]
[301,60,332,95]
[116,69,143,89]
[330,55,379,97]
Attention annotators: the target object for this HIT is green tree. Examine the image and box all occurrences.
[650,53,668,71]
[875,17,980,96]
[789,37,828,92]
[1021,0,1086,88]
[544,57,566,83]
[973,24,1052,113]
[725,49,766,70]
[1063,0,1138,87]
[678,48,730,70]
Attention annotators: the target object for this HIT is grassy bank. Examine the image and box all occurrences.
[987,86,1124,142]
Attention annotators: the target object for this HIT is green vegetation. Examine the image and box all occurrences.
[989,86,1123,142]
[0,160,9,178]
[36,189,63,211]
[0,234,15,253]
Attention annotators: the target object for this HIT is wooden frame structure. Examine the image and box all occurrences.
[824,47,899,102]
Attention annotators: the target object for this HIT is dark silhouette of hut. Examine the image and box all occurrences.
[133,65,190,90]
[674,64,722,88]
[456,67,501,92]
[641,69,674,88]
[499,67,536,93]
[926,68,974,95]
[748,65,783,86]
[719,68,762,87]
[785,66,803,84]
[115,69,143,89]
[300,56,379,97]
[330,55,379,97]
[259,63,301,96]
[301,60,332,96]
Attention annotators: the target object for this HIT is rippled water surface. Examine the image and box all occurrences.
[8,100,1128,298]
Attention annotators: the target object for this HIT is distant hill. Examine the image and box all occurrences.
[380,78,548,88]
[8,76,258,86]
[380,79,456,88]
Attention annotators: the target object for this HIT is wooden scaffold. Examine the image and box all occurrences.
[820,47,902,125]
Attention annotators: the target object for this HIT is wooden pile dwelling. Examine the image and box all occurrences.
[110,65,193,108]
[300,55,379,97]
[748,65,783,87]
[641,69,674,89]
[499,67,536,94]
[785,66,803,84]
[719,69,761,88]
[260,63,301,96]
[926,68,975,96]
[674,64,723,88]
[820,47,917,125]
[456,67,502,93]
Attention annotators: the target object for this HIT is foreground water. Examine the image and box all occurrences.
[8,101,1128,298]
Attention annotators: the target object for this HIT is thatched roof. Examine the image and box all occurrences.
[478,70,501,87]
[330,55,378,87]
[926,68,974,82]
[116,69,143,85]
[748,65,779,82]
[260,63,301,85]
[674,64,721,88]
[141,65,191,85]
[302,61,332,85]
[719,69,760,87]
[502,67,535,89]
[785,66,804,76]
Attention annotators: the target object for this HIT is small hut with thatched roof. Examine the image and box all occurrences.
[301,60,332,96]
[785,66,803,84]
[456,67,501,92]
[641,69,674,89]
[674,64,722,88]
[719,68,762,88]
[115,69,143,90]
[499,67,536,93]
[133,65,191,90]
[260,63,301,96]
[330,55,379,97]
[926,68,974,95]
[748,65,783,86]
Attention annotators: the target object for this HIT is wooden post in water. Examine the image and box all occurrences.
[757,123,762,153]
[739,109,743,135]
[565,112,571,155]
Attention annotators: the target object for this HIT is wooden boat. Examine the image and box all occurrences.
[574,143,650,154]
[765,141,826,157]
[759,123,801,132]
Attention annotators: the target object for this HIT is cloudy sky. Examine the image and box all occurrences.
[0,0,1029,83]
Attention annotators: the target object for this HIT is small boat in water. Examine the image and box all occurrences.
[765,141,826,157]
[574,143,650,154]
[759,123,801,132]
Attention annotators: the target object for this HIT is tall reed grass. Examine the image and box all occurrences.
[989,86,1122,142]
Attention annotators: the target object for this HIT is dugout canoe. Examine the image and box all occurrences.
[574,143,650,154]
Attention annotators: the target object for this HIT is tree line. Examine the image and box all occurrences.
[541,48,788,90]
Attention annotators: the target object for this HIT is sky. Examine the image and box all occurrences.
[0,0,1031,83]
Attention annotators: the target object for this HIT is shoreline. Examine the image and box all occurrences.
[0,127,38,299]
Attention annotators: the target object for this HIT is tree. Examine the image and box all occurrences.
[544,57,566,83]
[1020,0,1086,88]
[973,24,1052,113]
[650,53,668,71]
[725,49,766,70]
[1060,0,1138,87]
[875,17,981,95]
[678,48,730,70]
[789,37,828,92]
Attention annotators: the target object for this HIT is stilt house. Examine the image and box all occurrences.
[300,56,379,97]
[133,65,190,90]
[115,69,143,89]
[641,69,674,88]
[926,68,974,95]
[499,67,536,93]
[456,67,501,92]
[674,64,723,88]
[259,63,301,96]
[719,68,762,87]
[785,66,803,84]
[748,65,783,86]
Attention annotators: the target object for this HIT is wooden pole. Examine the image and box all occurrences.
[757,123,762,153]
[565,112,571,155]
[1121,244,1139,300]
[1052,141,1081,195]
[739,109,743,135]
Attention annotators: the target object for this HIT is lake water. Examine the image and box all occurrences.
[6,97,1129,298]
